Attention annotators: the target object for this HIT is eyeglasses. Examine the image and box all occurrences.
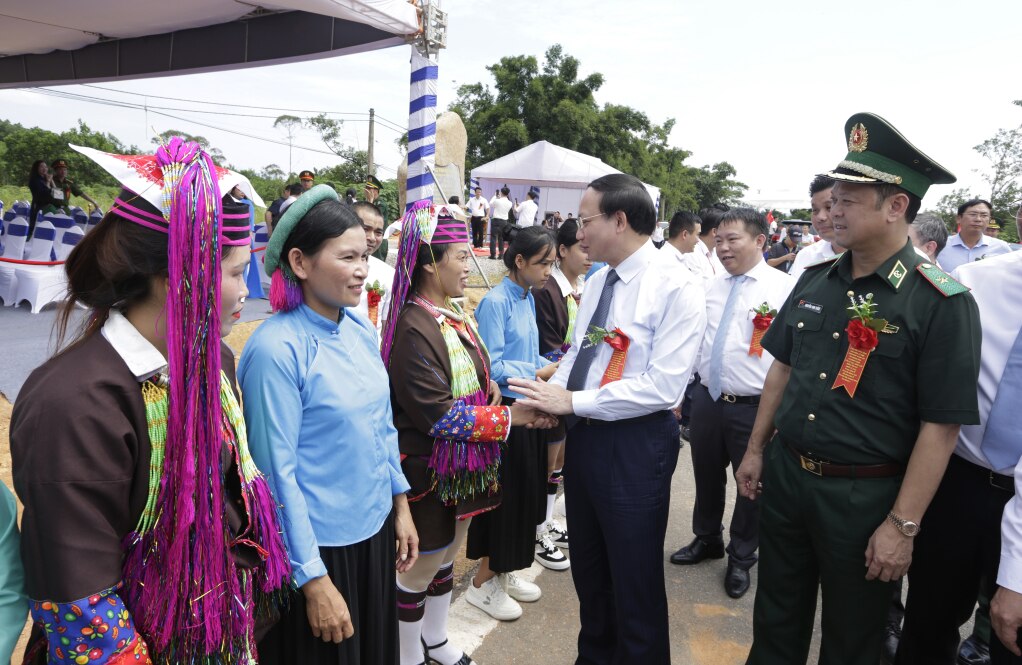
[578,212,610,228]
[963,211,992,220]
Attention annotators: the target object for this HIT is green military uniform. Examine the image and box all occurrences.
[42,175,84,215]
[747,114,982,665]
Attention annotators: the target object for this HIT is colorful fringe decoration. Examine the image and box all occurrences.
[269,265,303,312]
[413,296,506,506]
[118,138,290,665]
[381,199,433,365]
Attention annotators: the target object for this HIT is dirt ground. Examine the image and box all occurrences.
[0,278,495,659]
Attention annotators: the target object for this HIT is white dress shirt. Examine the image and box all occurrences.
[938,233,1012,273]
[680,238,715,281]
[489,196,512,221]
[468,195,489,217]
[516,199,539,226]
[788,239,834,281]
[950,252,1022,591]
[355,255,396,339]
[550,240,707,419]
[709,247,725,275]
[696,260,796,397]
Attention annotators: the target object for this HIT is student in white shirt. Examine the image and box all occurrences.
[467,186,490,248]
[667,208,796,601]
[352,202,395,340]
[516,190,540,227]
[789,176,844,280]
[510,173,706,663]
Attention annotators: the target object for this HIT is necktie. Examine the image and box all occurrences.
[981,326,1022,470]
[707,275,747,401]
[566,269,620,392]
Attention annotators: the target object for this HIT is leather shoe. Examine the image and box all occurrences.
[880,621,900,665]
[957,634,990,665]
[724,562,751,599]
[670,537,725,565]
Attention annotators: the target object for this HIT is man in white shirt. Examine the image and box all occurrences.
[488,187,513,260]
[669,208,796,601]
[467,186,489,249]
[897,249,1022,662]
[693,205,727,277]
[351,202,395,340]
[662,210,703,275]
[938,198,1012,273]
[907,212,949,265]
[789,176,844,280]
[509,173,706,663]
[516,190,540,227]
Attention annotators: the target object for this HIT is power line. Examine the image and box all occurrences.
[23,88,397,174]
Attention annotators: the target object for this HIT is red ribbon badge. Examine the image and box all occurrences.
[366,282,384,327]
[599,328,631,386]
[749,313,773,357]
[831,319,879,397]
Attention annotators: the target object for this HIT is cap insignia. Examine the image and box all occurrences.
[849,123,869,152]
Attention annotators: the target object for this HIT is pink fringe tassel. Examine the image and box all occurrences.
[269,269,303,312]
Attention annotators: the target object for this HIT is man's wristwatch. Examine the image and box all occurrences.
[887,511,920,537]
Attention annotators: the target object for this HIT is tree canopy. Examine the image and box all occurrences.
[0,119,135,187]
[449,44,746,215]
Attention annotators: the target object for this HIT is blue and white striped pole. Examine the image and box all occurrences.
[406,49,438,210]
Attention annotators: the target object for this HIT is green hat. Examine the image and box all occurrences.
[265,184,338,276]
[822,112,955,199]
[365,175,383,190]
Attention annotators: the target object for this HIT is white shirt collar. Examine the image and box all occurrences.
[551,264,582,298]
[101,309,167,382]
[613,239,658,285]
[736,257,774,282]
[950,233,989,249]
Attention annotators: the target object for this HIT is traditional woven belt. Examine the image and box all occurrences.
[783,441,904,479]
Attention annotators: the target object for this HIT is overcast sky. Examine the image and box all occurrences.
[1,0,1019,210]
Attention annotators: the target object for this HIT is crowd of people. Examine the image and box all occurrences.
[1,109,1022,665]
[25,158,102,235]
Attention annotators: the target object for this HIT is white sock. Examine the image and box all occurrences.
[545,492,556,525]
[399,616,425,665]
[423,590,463,665]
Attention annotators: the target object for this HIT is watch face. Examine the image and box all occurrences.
[903,521,920,537]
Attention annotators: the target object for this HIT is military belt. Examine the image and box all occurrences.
[783,440,904,479]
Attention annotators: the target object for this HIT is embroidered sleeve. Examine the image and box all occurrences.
[31,583,151,664]
[428,400,511,443]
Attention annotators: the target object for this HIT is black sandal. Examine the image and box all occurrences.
[421,637,476,665]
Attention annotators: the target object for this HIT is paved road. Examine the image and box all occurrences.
[450,447,825,665]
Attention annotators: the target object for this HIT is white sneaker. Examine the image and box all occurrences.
[545,519,569,549]
[535,533,570,570]
[465,576,522,621]
[501,572,541,603]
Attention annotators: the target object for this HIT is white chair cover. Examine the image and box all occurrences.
[0,217,29,305]
[25,221,56,262]
[54,226,84,261]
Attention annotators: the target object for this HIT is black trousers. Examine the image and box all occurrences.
[897,454,1022,664]
[679,372,699,427]
[688,383,759,568]
[489,218,507,258]
[564,412,680,664]
[471,215,485,248]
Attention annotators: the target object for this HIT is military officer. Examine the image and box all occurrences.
[735,113,982,665]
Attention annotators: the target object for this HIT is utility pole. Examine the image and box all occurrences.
[367,107,376,176]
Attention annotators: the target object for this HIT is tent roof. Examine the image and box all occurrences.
[0,0,420,89]
[472,140,661,202]
[471,140,623,187]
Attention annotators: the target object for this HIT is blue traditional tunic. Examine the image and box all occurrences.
[474,277,550,399]
[239,304,410,588]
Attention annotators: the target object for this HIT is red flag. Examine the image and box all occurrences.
[766,210,775,224]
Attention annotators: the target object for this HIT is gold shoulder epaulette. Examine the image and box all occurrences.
[916,262,969,297]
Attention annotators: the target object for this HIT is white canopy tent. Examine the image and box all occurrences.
[470,141,661,221]
[0,1,420,88]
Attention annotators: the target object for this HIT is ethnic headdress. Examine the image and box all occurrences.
[380,202,471,364]
[70,139,289,663]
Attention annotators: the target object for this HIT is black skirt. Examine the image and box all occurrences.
[257,513,398,665]
[466,400,547,573]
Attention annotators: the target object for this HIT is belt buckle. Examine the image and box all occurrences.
[799,454,823,476]
[721,393,737,404]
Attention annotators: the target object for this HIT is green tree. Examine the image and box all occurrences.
[273,115,303,176]
[450,45,745,219]
[787,208,813,222]
[0,119,131,187]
